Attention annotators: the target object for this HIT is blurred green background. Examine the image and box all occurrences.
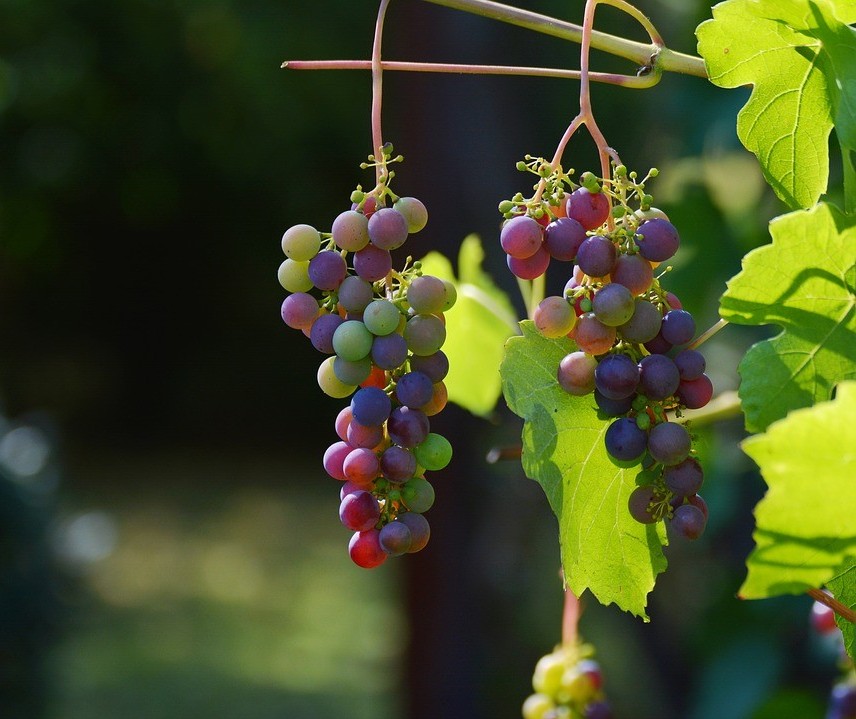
[0,1,847,718]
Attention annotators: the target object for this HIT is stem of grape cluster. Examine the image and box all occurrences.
[688,318,729,350]
[371,0,393,185]
[561,586,580,646]
[807,587,856,624]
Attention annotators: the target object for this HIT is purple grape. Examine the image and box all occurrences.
[634,218,680,261]
[664,456,704,498]
[628,485,659,524]
[331,209,370,252]
[354,244,393,282]
[643,329,673,355]
[388,406,430,447]
[380,445,417,483]
[367,207,409,250]
[397,512,430,552]
[594,389,635,417]
[674,348,706,380]
[409,350,449,382]
[647,421,691,466]
[594,353,640,400]
[500,215,543,258]
[281,292,319,330]
[576,235,616,277]
[544,216,586,260]
[611,252,653,295]
[407,275,447,315]
[309,313,345,354]
[677,374,714,409]
[323,440,351,481]
[618,299,662,344]
[346,419,385,450]
[669,502,706,540]
[371,333,409,370]
[351,386,392,426]
[638,353,680,401]
[506,245,551,279]
[827,682,856,719]
[308,249,348,291]
[395,371,434,409]
[566,187,610,230]
[660,309,696,346]
[379,520,412,555]
[604,417,647,462]
[339,490,381,531]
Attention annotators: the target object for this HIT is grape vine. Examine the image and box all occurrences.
[280,0,856,715]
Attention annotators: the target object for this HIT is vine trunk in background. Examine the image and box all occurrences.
[281,0,856,716]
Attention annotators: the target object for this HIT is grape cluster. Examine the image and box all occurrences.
[499,162,713,540]
[522,642,612,719]
[278,147,455,568]
[811,594,856,719]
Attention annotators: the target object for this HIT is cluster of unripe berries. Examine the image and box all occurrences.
[278,155,454,568]
[499,165,713,540]
[522,643,612,719]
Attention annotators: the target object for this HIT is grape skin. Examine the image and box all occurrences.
[594,353,640,400]
[591,283,635,327]
[557,351,597,396]
[571,314,617,356]
[669,503,706,540]
[677,374,713,409]
[398,512,430,552]
[566,187,610,230]
[647,421,691,466]
[500,214,544,259]
[634,218,680,262]
[348,529,387,568]
[534,295,577,338]
[507,245,551,279]
[331,210,370,252]
[604,417,647,462]
[367,207,409,250]
[576,236,616,278]
[638,353,680,401]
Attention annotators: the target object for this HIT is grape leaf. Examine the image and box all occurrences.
[827,564,855,661]
[500,321,668,620]
[419,234,519,417]
[719,201,856,433]
[739,380,856,600]
[696,0,856,210]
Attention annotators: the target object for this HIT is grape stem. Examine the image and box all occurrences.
[561,586,581,647]
[371,0,393,186]
[282,59,659,88]
[807,587,856,625]
[418,0,707,78]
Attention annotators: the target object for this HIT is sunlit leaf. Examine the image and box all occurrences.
[500,321,668,620]
[719,202,856,433]
[697,0,856,209]
[739,380,856,600]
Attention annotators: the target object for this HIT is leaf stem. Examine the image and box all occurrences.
[688,318,729,350]
[283,59,658,88]
[418,0,707,77]
[808,587,856,625]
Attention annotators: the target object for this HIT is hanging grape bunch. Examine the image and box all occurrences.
[522,641,613,719]
[278,144,455,568]
[498,160,713,541]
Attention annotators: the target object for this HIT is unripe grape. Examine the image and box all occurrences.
[281,223,321,260]
[522,693,554,719]
[404,314,446,356]
[557,351,597,395]
[368,207,409,250]
[363,299,401,336]
[401,477,435,513]
[592,283,635,327]
[414,432,453,471]
[532,652,566,695]
[570,313,617,355]
[407,275,447,315]
[317,356,357,398]
[332,320,374,361]
[278,258,314,293]
[331,210,370,251]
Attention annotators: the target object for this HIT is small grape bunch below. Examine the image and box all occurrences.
[278,146,455,568]
[502,162,714,540]
[522,642,613,719]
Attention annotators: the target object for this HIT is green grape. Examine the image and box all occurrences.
[403,314,446,356]
[414,433,452,471]
[333,355,372,386]
[277,259,314,293]
[532,651,566,696]
[317,356,357,398]
[521,693,555,719]
[332,320,374,361]
[407,275,447,315]
[281,223,321,260]
[401,477,435,513]
[441,280,457,311]
[363,299,402,336]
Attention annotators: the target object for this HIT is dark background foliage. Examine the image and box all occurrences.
[0,1,845,718]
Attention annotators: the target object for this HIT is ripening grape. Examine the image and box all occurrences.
[281,292,319,330]
[393,196,428,233]
[660,309,696,346]
[395,370,434,409]
[544,216,587,261]
[669,502,706,540]
[414,432,453,471]
[351,386,392,426]
[379,520,412,555]
[628,485,659,524]
[647,421,691,466]
[571,313,617,355]
[557,351,597,396]
[591,283,635,327]
[403,314,446,356]
[353,243,393,282]
[368,206,409,250]
[348,529,387,568]
[507,245,551,279]
[342,447,381,486]
[677,374,714,409]
[371,333,409,370]
[333,355,372,386]
[278,258,314,293]
[310,313,345,354]
[380,445,416,483]
[317,356,358,398]
[337,275,374,313]
[363,298,401,336]
[594,353,640,400]
[534,295,577,338]
[388,406,430,447]
[674,348,706,380]
[331,209,370,252]
[323,440,352,481]
[611,252,654,295]
[401,476,435,513]
[576,235,616,278]
[594,389,635,417]
[604,417,647,463]
[332,320,374,361]
[566,186,610,230]
[638,353,680,401]
[398,511,430,552]
[308,249,348,291]
[663,456,704,497]
[617,298,662,344]
[501,214,544,258]
[409,350,449,382]
[407,275,447,315]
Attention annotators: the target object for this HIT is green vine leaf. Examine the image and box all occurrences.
[739,380,856,601]
[696,0,856,210]
[500,321,668,620]
[827,565,856,661]
[719,201,856,433]
[418,234,519,417]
